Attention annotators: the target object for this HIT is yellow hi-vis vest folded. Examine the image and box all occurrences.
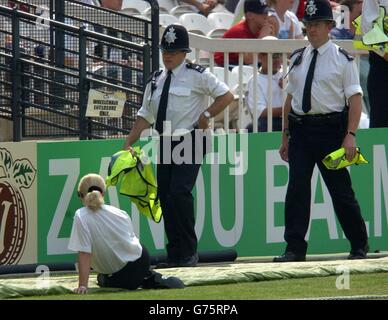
[353,7,388,54]
[322,147,368,170]
[106,148,162,223]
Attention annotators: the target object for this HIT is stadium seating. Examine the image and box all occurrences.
[207,12,234,30]
[179,13,212,36]
[121,1,150,15]
[170,4,197,18]
[159,13,180,26]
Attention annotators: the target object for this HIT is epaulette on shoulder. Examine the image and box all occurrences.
[147,70,162,84]
[186,63,205,73]
[290,47,306,59]
[339,47,354,61]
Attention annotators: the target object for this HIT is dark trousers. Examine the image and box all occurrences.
[157,131,208,262]
[284,122,368,255]
[98,245,150,290]
[368,52,388,128]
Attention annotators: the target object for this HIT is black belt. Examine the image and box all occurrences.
[288,111,346,126]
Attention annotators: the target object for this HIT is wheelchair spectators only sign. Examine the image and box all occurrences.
[86,89,126,118]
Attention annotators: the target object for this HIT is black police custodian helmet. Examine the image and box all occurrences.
[159,24,192,53]
[302,0,335,25]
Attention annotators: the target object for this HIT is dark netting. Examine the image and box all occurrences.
[0,0,156,140]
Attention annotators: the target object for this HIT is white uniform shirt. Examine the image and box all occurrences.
[246,70,283,119]
[68,204,142,275]
[286,40,363,115]
[270,10,303,39]
[361,0,388,34]
[137,61,230,134]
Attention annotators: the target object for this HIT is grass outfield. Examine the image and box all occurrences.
[14,272,388,300]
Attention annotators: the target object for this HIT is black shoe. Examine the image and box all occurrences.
[273,252,306,262]
[97,273,108,287]
[142,271,185,289]
[177,253,199,267]
[348,245,368,260]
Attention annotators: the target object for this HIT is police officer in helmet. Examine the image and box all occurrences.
[274,0,369,262]
[124,24,234,268]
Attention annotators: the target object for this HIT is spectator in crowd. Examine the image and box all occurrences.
[214,0,277,66]
[361,0,388,128]
[246,36,284,132]
[68,173,184,293]
[268,0,304,39]
[225,0,241,13]
[291,0,306,20]
[180,0,218,16]
[99,0,122,10]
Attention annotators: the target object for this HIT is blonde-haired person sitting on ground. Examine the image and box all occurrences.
[68,173,184,294]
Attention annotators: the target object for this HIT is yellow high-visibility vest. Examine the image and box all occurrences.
[322,147,368,170]
[353,7,388,54]
[106,148,162,223]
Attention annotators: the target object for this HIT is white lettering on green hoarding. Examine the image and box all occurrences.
[373,145,388,237]
[265,150,370,243]
[48,159,79,255]
[43,143,388,256]
[211,153,244,246]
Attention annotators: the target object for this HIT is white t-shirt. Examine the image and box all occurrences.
[246,70,283,119]
[270,10,303,39]
[68,204,142,275]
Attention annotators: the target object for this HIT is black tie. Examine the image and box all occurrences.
[155,70,172,134]
[302,49,318,113]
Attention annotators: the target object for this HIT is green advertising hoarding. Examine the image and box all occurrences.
[37,129,388,264]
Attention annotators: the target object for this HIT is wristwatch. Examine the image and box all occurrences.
[203,110,212,119]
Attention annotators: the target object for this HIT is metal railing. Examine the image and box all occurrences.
[0,4,152,140]
[184,32,366,133]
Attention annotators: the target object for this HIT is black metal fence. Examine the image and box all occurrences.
[0,0,159,140]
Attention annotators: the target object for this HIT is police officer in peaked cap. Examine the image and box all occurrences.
[124,24,234,268]
[274,0,369,262]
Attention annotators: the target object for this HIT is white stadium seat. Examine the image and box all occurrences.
[121,0,150,15]
[159,13,180,26]
[179,13,211,36]
[170,4,197,18]
[158,0,180,12]
[207,12,234,30]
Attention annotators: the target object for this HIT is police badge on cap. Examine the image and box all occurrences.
[302,0,335,25]
[159,24,192,53]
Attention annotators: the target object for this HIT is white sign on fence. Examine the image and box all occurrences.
[86,89,126,118]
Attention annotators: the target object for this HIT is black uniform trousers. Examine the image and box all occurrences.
[157,130,209,263]
[284,118,368,255]
[368,52,388,128]
[97,244,150,290]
